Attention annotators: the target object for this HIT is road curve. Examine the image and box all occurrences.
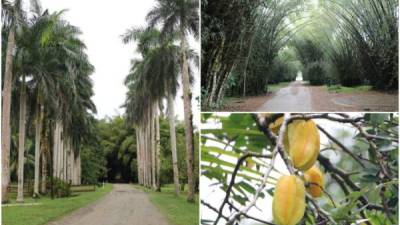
[47,184,169,225]
[257,81,313,112]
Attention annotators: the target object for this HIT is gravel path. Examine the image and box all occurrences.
[47,184,169,225]
[257,81,313,111]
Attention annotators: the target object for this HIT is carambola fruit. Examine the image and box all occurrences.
[272,175,306,225]
[286,120,320,171]
[304,165,324,198]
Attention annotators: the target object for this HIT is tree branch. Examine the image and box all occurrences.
[317,125,365,168]
[213,152,274,225]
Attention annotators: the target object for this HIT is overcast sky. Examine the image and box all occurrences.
[39,0,200,125]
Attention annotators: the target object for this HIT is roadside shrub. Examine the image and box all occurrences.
[53,178,71,198]
[304,61,327,85]
[330,40,363,87]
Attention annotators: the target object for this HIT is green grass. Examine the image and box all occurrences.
[326,84,372,93]
[2,183,113,225]
[267,81,291,93]
[134,184,199,225]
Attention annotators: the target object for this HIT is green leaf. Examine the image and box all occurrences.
[201,146,241,158]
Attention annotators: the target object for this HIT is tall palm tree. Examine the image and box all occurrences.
[146,0,199,202]
[14,7,94,199]
[16,74,27,203]
[123,27,179,195]
[27,8,63,198]
[1,0,25,203]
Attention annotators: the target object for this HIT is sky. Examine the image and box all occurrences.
[39,0,200,125]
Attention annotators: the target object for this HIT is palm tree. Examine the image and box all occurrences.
[146,0,199,202]
[123,27,180,195]
[18,8,94,198]
[28,8,63,198]
[16,74,27,203]
[1,0,25,203]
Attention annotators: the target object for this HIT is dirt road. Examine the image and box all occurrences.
[219,81,398,111]
[47,184,169,225]
[257,81,313,111]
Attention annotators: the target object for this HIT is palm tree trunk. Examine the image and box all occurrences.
[41,124,48,193]
[76,151,81,185]
[138,127,143,185]
[41,131,47,194]
[16,75,27,203]
[143,125,147,187]
[137,129,141,185]
[168,92,180,196]
[73,152,78,185]
[147,115,151,188]
[1,28,15,203]
[63,140,66,181]
[34,101,44,197]
[67,141,71,183]
[59,128,64,180]
[180,31,195,202]
[151,105,156,190]
[155,108,161,192]
[71,148,75,185]
[53,122,59,178]
[142,126,145,186]
[135,130,140,184]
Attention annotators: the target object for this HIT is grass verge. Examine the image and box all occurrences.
[267,81,291,93]
[326,84,372,93]
[134,184,199,225]
[2,183,113,225]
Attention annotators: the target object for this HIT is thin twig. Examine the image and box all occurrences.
[201,200,229,221]
[213,152,273,225]
[226,202,275,225]
[317,125,365,168]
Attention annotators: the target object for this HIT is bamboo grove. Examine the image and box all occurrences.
[2,0,96,202]
[122,0,199,202]
[201,0,399,109]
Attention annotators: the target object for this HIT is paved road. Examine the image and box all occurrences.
[47,184,169,225]
[257,81,313,111]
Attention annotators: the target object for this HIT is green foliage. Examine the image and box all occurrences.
[304,61,327,85]
[201,113,399,224]
[97,115,198,186]
[98,116,137,183]
[159,118,199,188]
[327,85,372,93]
[201,114,272,206]
[52,178,71,198]
[293,38,330,85]
[330,38,363,86]
[201,0,303,106]
[81,145,107,185]
[321,0,398,90]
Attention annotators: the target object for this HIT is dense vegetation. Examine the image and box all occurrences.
[201,0,398,109]
[88,116,199,188]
